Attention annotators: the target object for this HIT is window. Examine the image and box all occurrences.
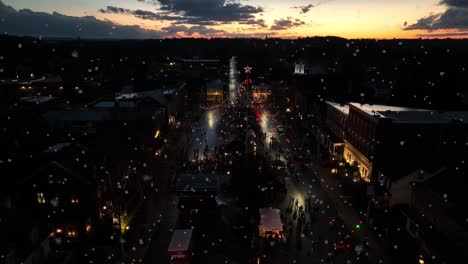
[37,193,45,204]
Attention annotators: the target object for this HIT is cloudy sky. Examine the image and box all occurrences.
[1,0,467,39]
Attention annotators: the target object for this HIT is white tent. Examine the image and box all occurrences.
[259,207,283,238]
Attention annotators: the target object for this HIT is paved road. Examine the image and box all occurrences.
[187,108,222,161]
[254,105,366,264]
[276,112,392,264]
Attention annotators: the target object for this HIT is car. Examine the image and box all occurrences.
[276,125,285,133]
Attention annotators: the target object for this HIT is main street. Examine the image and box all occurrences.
[129,60,379,264]
[252,105,363,264]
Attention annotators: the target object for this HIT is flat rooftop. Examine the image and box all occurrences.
[19,96,55,104]
[349,102,430,118]
[168,229,192,252]
[176,174,218,193]
[326,101,349,115]
[43,142,72,153]
[349,102,468,124]
[382,111,468,124]
[93,101,136,108]
[259,207,283,231]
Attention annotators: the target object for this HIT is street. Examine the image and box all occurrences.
[120,60,389,264]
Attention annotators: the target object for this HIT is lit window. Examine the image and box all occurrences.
[67,230,77,237]
[37,193,46,204]
[71,197,79,204]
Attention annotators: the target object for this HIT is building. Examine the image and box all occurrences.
[0,143,97,264]
[116,82,187,126]
[323,101,349,157]
[293,59,328,75]
[175,174,219,196]
[181,58,221,79]
[252,83,271,104]
[205,79,224,104]
[258,207,284,239]
[26,143,97,248]
[44,95,167,152]
[388,168,468,263]
[175,174,219,215]
[341,103,468,237]
[344,103,431,183]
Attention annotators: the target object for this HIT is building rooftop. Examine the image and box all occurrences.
[43,142,72,153]
[259,207,283,232]
[206,79,224,89]
[19,96,55,104]
[349,102,430,118]
[175,174,219,193]
[44,110,112,121]
[382,111,468,124]
[168,229,192,252]
[326,101,349,115]
[93,101,137,108]
[116,90,168,107]
[348,102,468,123]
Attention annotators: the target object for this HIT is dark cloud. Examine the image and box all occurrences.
[161,23,277,38]
[100,6,221,25]
[99,6,182,21]
[405,0,468,32]
[404,13,441,30]
[0,1,163,38]
[100,3,266,27]
[238,18,267,28]
[404,9,468,31]
[270,17,305,30]
[155,0,263,23]
[439,0,468,8]
[294,4,315,14]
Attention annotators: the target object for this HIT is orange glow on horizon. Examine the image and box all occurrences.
[6,0,467,40]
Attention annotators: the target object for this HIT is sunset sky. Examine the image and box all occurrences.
[2,0,468,39]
